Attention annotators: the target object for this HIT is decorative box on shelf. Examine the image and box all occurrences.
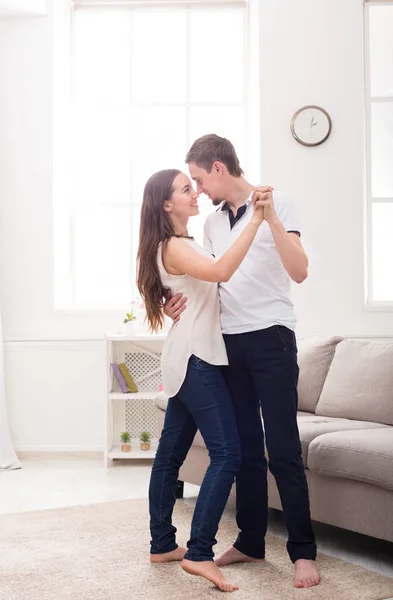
[104,334,166,467]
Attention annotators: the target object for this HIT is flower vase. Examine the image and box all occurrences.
[123,320,137,335]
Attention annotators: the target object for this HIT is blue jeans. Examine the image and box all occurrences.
[149,355,241,562]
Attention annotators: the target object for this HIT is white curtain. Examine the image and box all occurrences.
[0,310,21,470]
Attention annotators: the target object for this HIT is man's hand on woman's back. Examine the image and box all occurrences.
[164,292,187,323]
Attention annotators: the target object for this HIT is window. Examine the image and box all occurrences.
[54,0,259,311]
[365,1,393,306]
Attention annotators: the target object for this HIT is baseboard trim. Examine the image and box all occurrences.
[5,340,103,352]
[15,446,103,452]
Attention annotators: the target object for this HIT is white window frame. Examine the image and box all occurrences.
[53,0,260,315]
[364,0,393,309]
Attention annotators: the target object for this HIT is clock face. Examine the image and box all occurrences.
[291,106,331,147]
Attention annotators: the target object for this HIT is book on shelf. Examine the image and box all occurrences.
[111,363,130,393]
[118,363,139,393]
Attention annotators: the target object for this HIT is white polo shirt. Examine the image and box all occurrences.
[203,190,300,335]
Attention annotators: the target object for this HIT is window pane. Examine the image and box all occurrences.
[131,10,187,104]
[60,5,250,310]
[369,7,393,97]
[372,203,393,301]
[371,103,393,198]
[73,206,132,309]
[190,9,244,103]
[73,10,131,104]
[189,106,246,169]
[72,107,132,206]
[131,107,187,200]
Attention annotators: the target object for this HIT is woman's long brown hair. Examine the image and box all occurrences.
[137,169,180,332]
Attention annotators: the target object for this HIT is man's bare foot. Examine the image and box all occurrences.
[150,546,187,563]
[215,546,265,567]
[182,559,239,592]
[293,559,320,588]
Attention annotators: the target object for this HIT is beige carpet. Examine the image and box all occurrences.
[0,499,393,600]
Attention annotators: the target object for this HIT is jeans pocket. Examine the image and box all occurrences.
[276,325,296,352]
[194,355,209,369]
[194,357,226,390]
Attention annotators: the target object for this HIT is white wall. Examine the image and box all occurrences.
[258,0,392,338]
[5,341,105,451]
[0,0,47,17]
[1,0,392,450]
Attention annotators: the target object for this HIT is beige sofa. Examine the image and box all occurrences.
[155,338,393,544]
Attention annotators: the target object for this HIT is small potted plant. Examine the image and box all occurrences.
[123,302,137,334]
[123,298,147,334]
[120,431,131,452]
[140,431,151,451]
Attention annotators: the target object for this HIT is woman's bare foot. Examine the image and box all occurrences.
[215,546,265,567]
[293,559,320,588]
[150,546,187,563]
[182,559,239,592]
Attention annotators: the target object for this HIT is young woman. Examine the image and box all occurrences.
[137,169,265,593]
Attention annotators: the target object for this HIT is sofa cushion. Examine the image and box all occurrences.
[297,337,342,413]
[196,413,388,466]
[297,415,388,467]
[193,429,206,449]
[316,339,393,425]
[155,396,388,468]
[155,391,169,411]
[308,428,393,490]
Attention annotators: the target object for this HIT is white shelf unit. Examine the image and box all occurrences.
[104,334,166,467]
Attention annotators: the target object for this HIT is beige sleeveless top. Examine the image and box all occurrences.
[157,238,228,398]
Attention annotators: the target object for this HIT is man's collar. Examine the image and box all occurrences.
[220,196,253,212]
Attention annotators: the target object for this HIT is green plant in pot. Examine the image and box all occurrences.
[120,431,131,452]
[123,310,136,324]
[140,431,151,451]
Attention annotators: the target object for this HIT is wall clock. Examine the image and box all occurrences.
[290,105,332,147]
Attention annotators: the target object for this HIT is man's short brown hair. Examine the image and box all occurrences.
[185,134,244,177]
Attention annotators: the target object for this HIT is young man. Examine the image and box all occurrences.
[165,134,320,589]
